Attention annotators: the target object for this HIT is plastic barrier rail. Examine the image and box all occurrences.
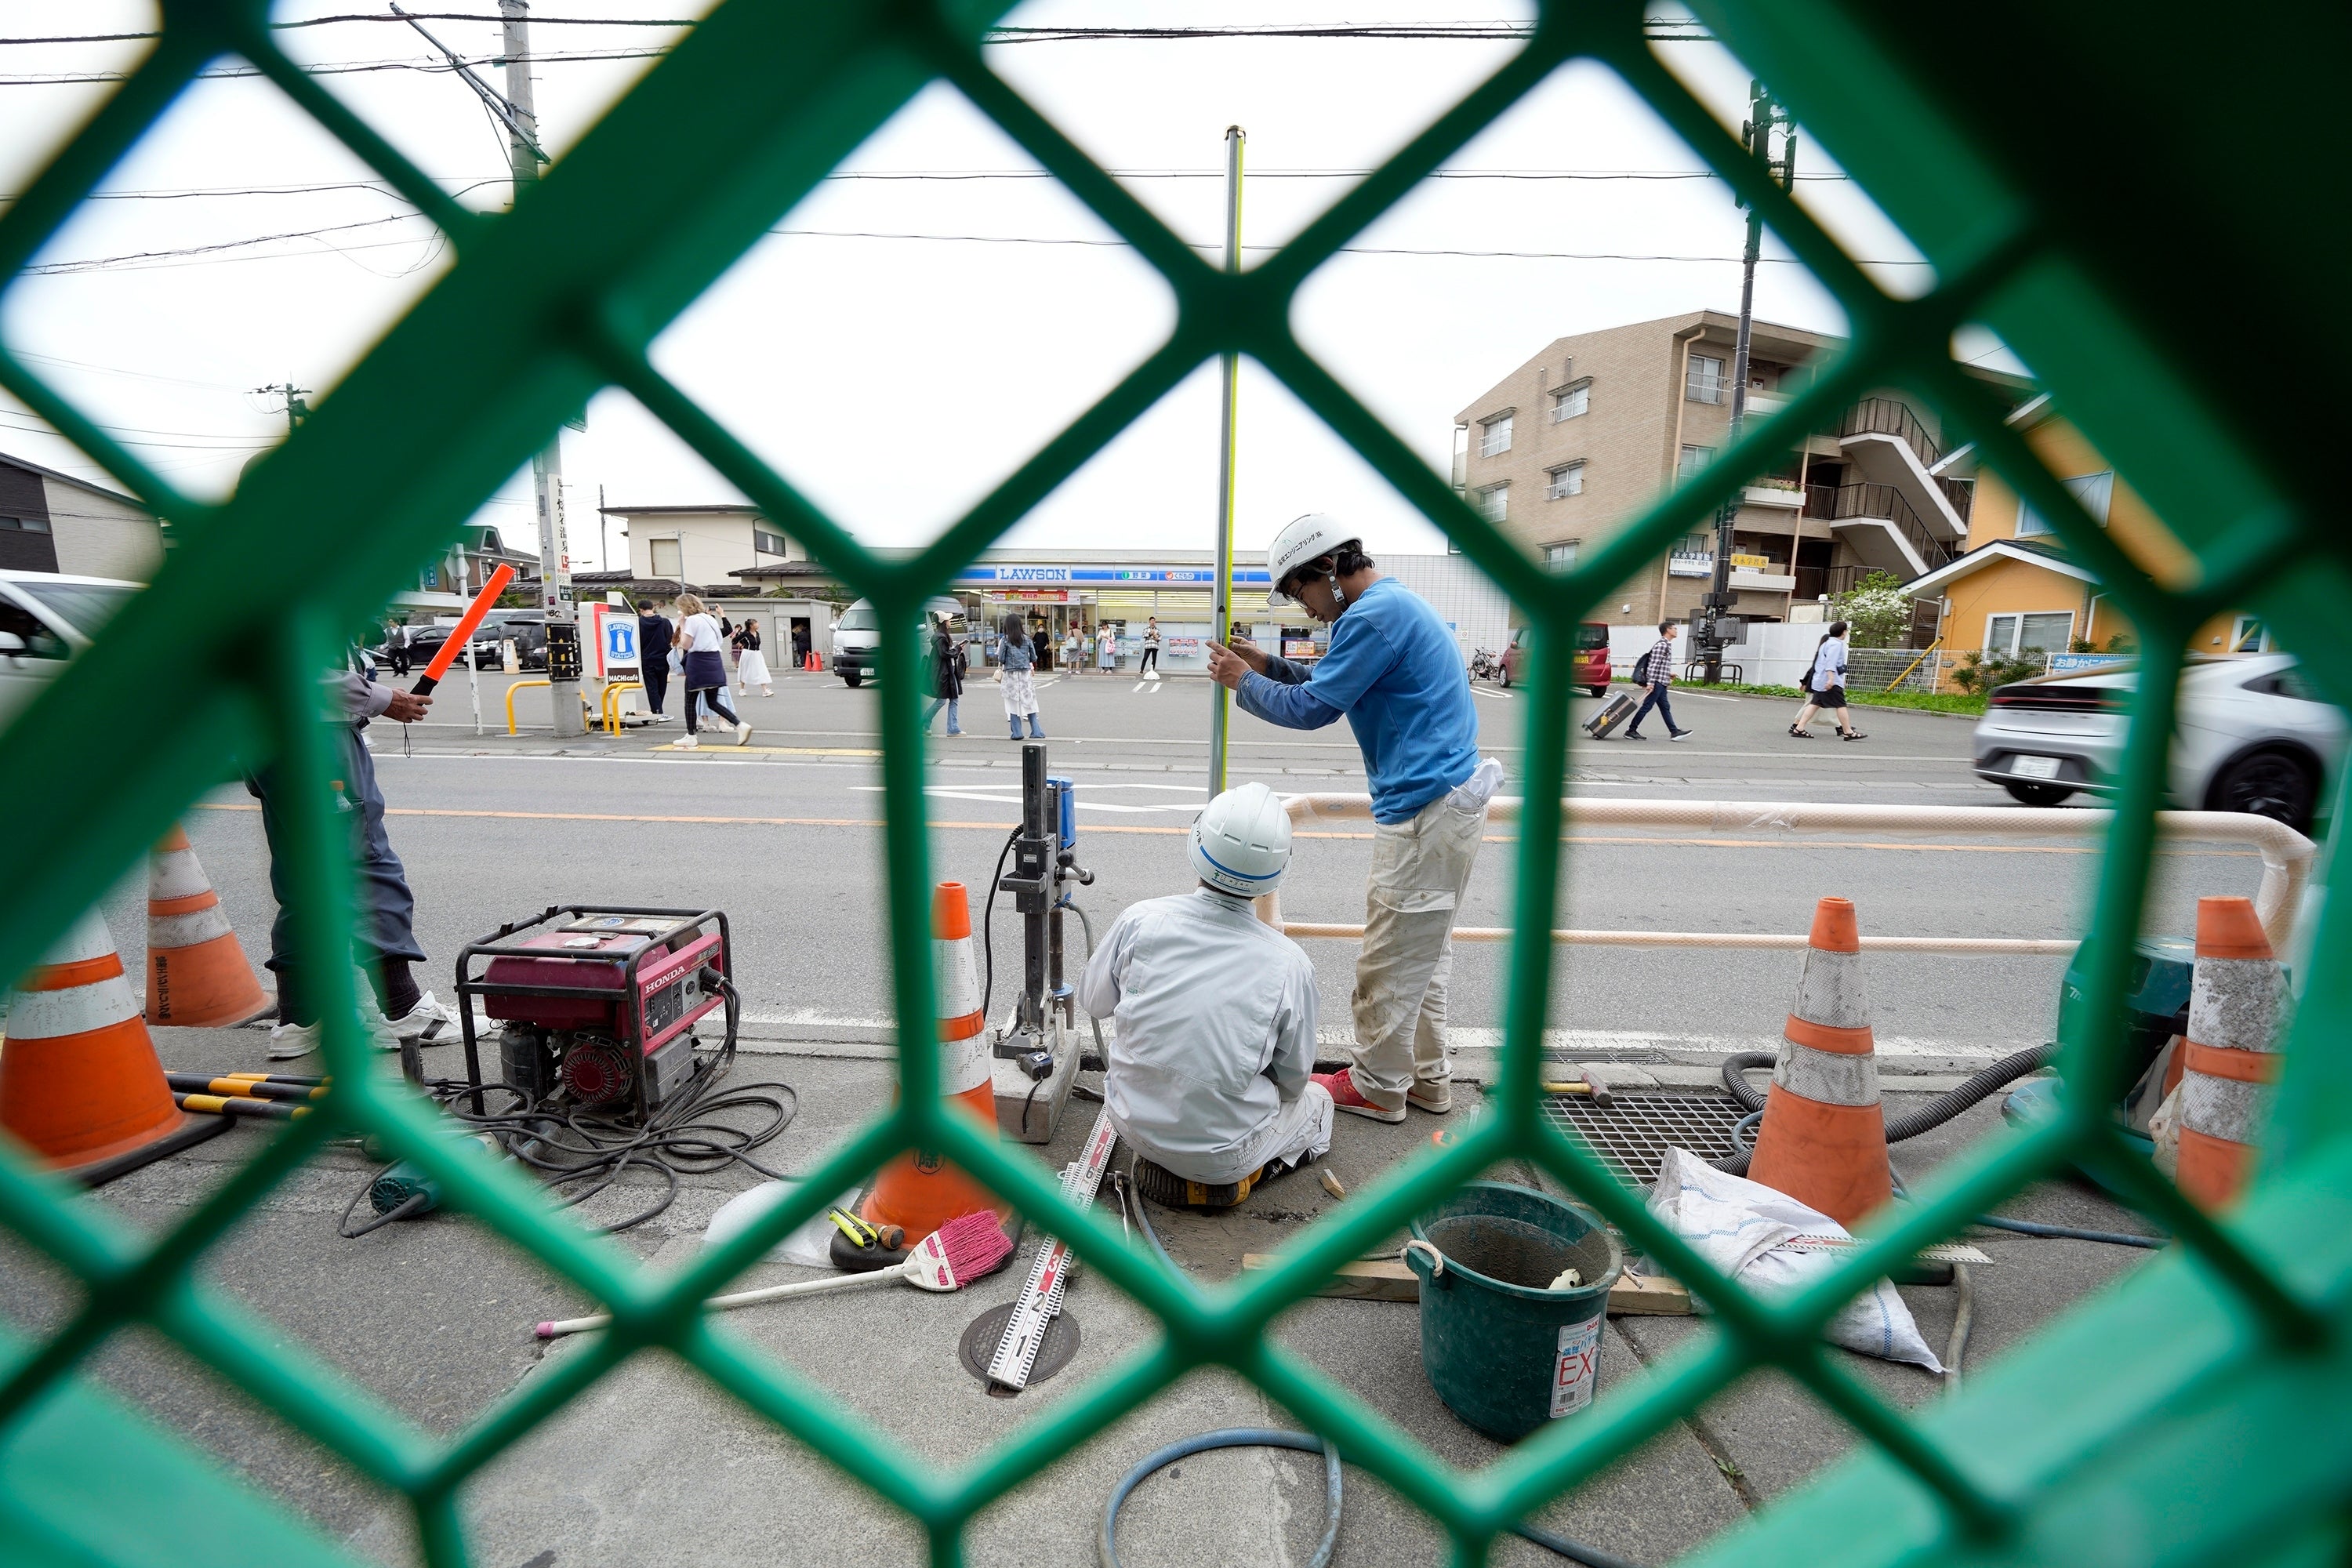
[1269,797,2317,956]
[0,4,2349,1566]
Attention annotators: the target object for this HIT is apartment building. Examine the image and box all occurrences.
[1452,311,2003,633]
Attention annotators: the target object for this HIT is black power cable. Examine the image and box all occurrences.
[340,978,800,1236]
[979,825,1020,1025]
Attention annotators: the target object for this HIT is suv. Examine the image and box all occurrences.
[1970,652,2343,832]
[1499,621,1612,697]
[0,571,141,729]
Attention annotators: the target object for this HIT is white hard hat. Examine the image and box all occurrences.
[1263,513,1355,608]
[1189,782,1293,897]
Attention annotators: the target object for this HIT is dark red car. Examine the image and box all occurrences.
[1499,622,1612,697]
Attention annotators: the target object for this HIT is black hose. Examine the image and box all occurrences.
[980,825,1021,1025]
[1711,1044,2057,1175]
[1970,1214,2165,1248]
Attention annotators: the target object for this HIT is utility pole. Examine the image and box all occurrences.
[497,0,583,732]
[1700,81,1795,685]
[1208,125,1244,796]
[253,383,311,437]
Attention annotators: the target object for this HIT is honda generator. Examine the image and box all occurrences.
[451,906,734,1118]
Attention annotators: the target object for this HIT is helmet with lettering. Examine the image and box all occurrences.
[1189,782,1293,897]
[1264,513,1356,608]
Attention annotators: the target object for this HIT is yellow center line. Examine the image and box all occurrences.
[191,803,2250,855]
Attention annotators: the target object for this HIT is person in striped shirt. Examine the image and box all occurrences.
[1624,619,1693,741]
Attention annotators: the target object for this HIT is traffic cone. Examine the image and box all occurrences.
[2173,896,2288,1208]
[2,912,204,1174]
[1745,897,1892,1226]
[144,826,270,1027]
[862,883,1011,1234]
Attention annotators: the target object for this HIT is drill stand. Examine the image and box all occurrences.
[992,742,1092,1144]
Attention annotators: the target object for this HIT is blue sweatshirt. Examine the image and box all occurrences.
[1236,577,1480,822]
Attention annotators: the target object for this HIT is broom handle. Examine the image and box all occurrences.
[535,1262,907,1338]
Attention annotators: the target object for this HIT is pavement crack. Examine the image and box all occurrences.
[1617,1319,1760,1513]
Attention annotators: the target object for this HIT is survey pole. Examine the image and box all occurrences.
[1209,125,1244,796]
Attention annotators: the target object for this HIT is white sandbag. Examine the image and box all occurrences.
[2148,1083,2184,1179]
[702,1181,846,1269]
[1648,1148,1943,1374]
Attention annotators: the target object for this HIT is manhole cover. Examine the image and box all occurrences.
[959,1302,1082,1396]
[1540,1090,1747,1186]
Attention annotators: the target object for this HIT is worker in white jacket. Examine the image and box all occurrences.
[1080,782,1334,1210]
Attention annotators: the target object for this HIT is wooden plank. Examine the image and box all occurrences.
[1239,1254,1695,1316]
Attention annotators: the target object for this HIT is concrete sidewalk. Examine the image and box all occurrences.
[0,1011,2165,1568]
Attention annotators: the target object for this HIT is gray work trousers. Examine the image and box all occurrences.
[250,723,425,1020]
[1346,790,1490,1109]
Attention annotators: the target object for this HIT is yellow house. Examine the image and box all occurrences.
[1904,397,2250,684]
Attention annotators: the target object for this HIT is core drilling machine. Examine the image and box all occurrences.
[990,742,1094,1143]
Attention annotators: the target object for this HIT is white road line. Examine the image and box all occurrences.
[1468,685,1515,701]
[1131,681,1149,693]
[848,784,1201,813]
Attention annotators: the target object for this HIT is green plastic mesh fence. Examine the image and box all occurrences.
[3,2,2350,1565]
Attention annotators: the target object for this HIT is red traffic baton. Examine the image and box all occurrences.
[412,563,516,695]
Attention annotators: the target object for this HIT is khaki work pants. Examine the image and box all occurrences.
[1347,790,1489,1109]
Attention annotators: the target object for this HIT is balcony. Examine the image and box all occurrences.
[1743,483,1806,510]
[1806,481,1955,579]
[1730,566,1797,591]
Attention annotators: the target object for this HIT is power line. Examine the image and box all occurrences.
[0,169,1849,204]
[20,213,436,274]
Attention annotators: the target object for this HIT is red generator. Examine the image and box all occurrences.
[452,907,732,1117]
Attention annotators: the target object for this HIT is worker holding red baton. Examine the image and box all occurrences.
[245,566,513,1059]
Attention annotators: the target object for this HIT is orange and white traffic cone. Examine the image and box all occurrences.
[2173,895,2288,1208]
[862,882,1011,1234]
[2,912,211,1174]
[1745,897,1892,1227]
[144,826,270,1028]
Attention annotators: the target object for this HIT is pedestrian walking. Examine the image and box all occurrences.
[249,647,456,1058]
[1098,624,1118,673]
[636,600,674,721]
[790,622,811,670]
[1207,513,1502,1123]
[1623,619,1693,741]
[732,616,773,696]
[921,612,965,737]
[1790,620,1867,740]
[999,612,1045,739]
[383,619,412,677]
[1063,626,1082,675]
[673,592,751,749]
[1138,617,1161,678]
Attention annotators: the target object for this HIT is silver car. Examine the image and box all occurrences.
[0,570,141,730]
[1971,652,2343,831]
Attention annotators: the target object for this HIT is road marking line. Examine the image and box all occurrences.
[1131,681,1149,693]
[191,802,2250,855]
[1469,685,1515,701]
[650,744,880,757]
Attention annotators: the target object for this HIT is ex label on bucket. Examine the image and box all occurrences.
[1552,1318,1600,1417]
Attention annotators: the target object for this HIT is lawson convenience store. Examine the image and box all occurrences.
[955,558,1279,674]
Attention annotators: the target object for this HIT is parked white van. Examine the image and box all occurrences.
[829,596,967,688]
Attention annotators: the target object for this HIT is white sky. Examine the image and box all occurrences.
[0,2,2016,574]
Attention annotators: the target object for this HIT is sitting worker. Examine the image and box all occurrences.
[1080,782,1332,1209]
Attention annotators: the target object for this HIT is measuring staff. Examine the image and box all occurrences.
[1204,514,1503,1123]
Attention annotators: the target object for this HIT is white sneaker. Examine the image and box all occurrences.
[676,734,699,750]
[267,1011,401,1058]
[385,991,458,1044]
[734,720,754,746]
[267,1020,321,1061]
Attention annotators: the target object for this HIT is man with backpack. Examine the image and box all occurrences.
[1624,619,1693,741]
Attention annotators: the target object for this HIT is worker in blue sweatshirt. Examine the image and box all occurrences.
[1206,514,1504,1124]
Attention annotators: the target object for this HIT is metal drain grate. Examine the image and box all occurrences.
[1541,1091,1748,1187]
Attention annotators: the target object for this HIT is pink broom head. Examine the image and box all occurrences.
[904,1210,1014,1291]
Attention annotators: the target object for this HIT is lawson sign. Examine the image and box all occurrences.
[960,564,1273,586]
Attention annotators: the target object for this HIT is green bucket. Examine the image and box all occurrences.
[1406,1182,1623,1443]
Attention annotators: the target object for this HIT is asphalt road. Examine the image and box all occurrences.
[9,664,2245,1566]
[143,666,2278,1064]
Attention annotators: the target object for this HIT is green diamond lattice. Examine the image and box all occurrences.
[2,2,2350,1565]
